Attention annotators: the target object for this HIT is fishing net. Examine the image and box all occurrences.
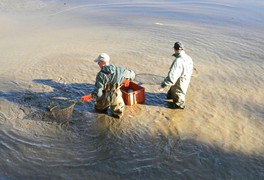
[49,100,75,124]
[134,74,164,85]
[134,68,199,85]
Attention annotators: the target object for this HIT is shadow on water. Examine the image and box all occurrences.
[0,79,95,122]
[0,78,171,122]
[1,132,263,179]
[134,73,176,108]
[144,91,174,108]
[0,78,179,123]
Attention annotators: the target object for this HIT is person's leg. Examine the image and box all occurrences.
[170,77,191,109]
[94,97,109,113]
[94,83,113,113]
[110,90,125,118]
[166,87,173,99]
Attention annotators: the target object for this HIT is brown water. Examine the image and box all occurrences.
[0,0,263,179]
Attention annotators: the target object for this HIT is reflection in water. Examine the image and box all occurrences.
[0,0,264,179]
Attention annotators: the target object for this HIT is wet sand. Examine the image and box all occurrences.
[0,0,263,179]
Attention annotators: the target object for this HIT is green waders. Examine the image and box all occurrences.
[167,76,191,108]
[95,83,125,118]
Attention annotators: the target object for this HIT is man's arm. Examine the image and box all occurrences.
[92,72,105,99]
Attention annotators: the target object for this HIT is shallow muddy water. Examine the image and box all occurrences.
[0,0,263,179]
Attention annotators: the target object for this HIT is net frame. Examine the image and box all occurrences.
[50,101,75,124]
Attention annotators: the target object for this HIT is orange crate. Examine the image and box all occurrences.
[120,81,145,105]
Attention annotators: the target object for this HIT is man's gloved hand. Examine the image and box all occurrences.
[158,86,164,92]
[158,82,166,92]
[123,79,130,87]
[81,93,92,102]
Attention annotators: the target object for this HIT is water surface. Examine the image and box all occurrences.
[0,0,263,179]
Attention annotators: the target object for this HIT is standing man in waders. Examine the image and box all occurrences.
[86,53,135,118]
[159,41,193,109]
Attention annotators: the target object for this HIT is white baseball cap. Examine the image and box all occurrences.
[94,53,110,63]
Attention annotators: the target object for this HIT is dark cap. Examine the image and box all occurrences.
[173,41,184,50]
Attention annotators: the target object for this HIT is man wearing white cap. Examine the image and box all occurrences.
[159,42,193,109]
[91,53,135,118]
